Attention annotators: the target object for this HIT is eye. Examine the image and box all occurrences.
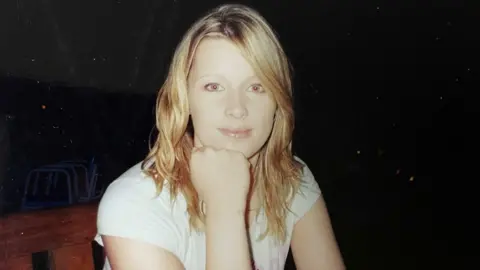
[248,84,265,93]
[204,83,224,92]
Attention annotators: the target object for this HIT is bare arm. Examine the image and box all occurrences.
[102,235,185,270]
[205,204,252,270]
[102,206,252,270]
[291,197,345,270]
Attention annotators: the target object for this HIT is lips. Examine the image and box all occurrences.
[218,128,252,139]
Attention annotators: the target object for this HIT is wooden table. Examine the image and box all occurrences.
[0,202,100,270]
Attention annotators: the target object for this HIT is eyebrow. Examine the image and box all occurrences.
[194,74,260,83]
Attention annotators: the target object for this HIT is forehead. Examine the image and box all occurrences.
[189,37,256,81]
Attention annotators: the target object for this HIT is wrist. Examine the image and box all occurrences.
[205,207,246,230]
[204,199,246,217]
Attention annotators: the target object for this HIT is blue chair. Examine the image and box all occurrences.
[21,157,104,211]
[57,157,104,202]
[21,168,74,210]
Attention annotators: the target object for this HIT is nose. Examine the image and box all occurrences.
[224,90,248,119]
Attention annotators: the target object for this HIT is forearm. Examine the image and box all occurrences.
[205,205,252,270]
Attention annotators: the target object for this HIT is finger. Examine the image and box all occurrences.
[202,145,221,152]
[192,146,205,153]
[194,146,210,152]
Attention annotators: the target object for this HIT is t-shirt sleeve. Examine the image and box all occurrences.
[95,176,182,258]
[290,157,322,224]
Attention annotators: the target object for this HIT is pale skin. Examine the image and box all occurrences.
[102,37,345,269]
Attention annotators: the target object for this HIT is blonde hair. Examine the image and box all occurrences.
[142,4,302,242]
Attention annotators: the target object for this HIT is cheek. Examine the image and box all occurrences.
[256,100,276,121]
[259,112,275,126]
[253,105,276,133]
[189,104,219,131]
[189,94,207,119]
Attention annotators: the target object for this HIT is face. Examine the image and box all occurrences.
[187,38,277,163]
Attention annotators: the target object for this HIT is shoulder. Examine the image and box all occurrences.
[289,156,322,224]
[97,162,178,219]
[95,161,188,256]
[97,161,178,210]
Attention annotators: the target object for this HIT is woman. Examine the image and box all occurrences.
[95,4,344,270]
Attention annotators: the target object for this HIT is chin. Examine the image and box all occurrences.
[196,135,265,158]
[239,146,263,159]
[225,146,251,156]
[217,144,256,158]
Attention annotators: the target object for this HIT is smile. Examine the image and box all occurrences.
[218,128,252,139]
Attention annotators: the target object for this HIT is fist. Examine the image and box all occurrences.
[190,146,251,209]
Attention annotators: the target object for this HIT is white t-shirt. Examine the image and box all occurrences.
[94,157,321,270]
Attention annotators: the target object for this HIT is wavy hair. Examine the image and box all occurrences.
[142,4,302,243]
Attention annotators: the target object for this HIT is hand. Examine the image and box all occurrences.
[190,146,251,211]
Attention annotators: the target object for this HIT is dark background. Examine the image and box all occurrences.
[1,0,474,269]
